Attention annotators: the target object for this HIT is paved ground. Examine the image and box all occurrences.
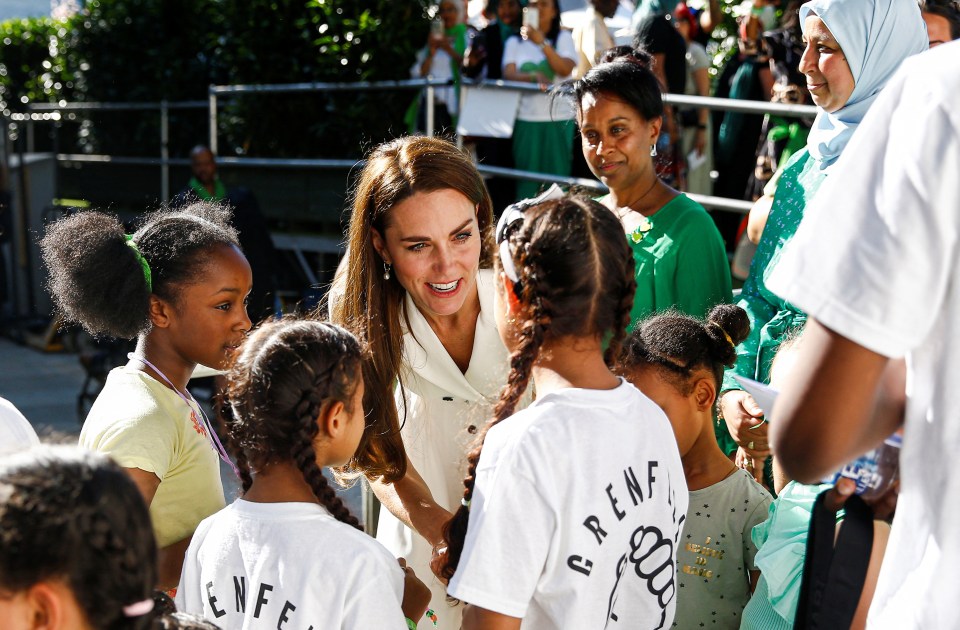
[0,336,362,515]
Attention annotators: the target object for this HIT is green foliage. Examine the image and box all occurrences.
[0,17,78,115]
[0,0,433,159]
[208,0,433,158]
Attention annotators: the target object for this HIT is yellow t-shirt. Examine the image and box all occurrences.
[79,366,226,548]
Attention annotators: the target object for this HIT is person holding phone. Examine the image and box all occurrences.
[502,0,578,199]
[413,0,469,131]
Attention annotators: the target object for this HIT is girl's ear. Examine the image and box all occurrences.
[498,271,523,315]
[692,377,717,412]
[148,294,172,329]
[318,400,347,438]
[24,582,64,630]
[369,228,390,265]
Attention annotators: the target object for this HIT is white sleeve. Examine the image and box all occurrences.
[448,463,555,618]
[174,529,205,614]
[767,57,960,357]
[502,35,520,71]
[342,546,409,630]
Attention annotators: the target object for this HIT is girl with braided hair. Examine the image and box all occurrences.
[0,446,159,629]
[617,305,772,630]
[176,318,431,629]
[39,203,253,589]
[437,193,687,629]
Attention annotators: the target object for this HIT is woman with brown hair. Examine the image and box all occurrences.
[328,135,512,630]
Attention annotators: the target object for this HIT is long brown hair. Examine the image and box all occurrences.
[328,136,495,482]
[434,194,637,580]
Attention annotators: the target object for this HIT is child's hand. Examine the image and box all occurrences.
[823,476,900,522]
[735,446,767,487]
[398,557,432,623]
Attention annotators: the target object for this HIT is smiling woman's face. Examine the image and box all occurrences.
[799,15,855,113]
[577,91,661,194]
[371,189,482,322]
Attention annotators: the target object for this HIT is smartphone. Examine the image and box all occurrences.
[522,6,539,30]
[430,18,444,37]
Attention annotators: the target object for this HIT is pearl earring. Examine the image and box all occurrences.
[383,262,392,280]
[650,144,658,157]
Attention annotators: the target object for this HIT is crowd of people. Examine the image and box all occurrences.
[1,0,958,628]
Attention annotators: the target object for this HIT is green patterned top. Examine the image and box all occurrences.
[722,149,827,395]
[620,193,732,328]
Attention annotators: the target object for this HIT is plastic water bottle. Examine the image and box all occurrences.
[822,432,902,499]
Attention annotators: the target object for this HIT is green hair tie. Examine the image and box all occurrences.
[124,234,153,292]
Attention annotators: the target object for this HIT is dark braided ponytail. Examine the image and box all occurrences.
[434,194,637,581]
[0,446,158,630]
[226,318,363,530]
[618,304,751,395]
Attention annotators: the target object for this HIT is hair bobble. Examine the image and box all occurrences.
[124,235,153,292]
[708,321,735,349]
[122,598,154,617]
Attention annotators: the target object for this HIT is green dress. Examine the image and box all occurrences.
[622,193,732,328]
[719,149,827,455]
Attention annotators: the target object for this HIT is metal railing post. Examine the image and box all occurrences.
[208,86,218,155]
[160,100,170,202]
[455,81,464,149]
[425,85,435,138]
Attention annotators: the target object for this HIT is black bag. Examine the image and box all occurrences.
[794,490,874,629]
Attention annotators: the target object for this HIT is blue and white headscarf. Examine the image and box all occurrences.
[800,0,927,172]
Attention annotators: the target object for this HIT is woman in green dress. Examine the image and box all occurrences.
[716,0,928,475]
[569,46,732,327]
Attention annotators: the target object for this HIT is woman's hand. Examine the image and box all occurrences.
[399,557,433,622]
[719,390,770,460]
[428,32,446,53]
[693,128,707,156]
[521,25,544,46]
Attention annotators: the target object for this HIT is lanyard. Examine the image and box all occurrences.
[128,353,240,479]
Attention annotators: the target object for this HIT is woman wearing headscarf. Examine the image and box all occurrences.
[716,0,927,476]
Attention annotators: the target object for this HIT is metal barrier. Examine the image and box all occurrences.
[9,100,207,202]
[207,78,453,152]
[4,78,820,214]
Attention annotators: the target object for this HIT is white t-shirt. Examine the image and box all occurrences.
[767,42,960,630]
[0,397,40,456]
[448,380,688,628]
[412,44,457,110]
[176,499,407,630]
[502,32,577,122]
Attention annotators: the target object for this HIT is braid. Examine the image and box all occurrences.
[233,446,254,494]
[602,234,637,368]
[290,379,364,531]
[434,238,553,582]
[435,194,637,582]
[226,318,364,528]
